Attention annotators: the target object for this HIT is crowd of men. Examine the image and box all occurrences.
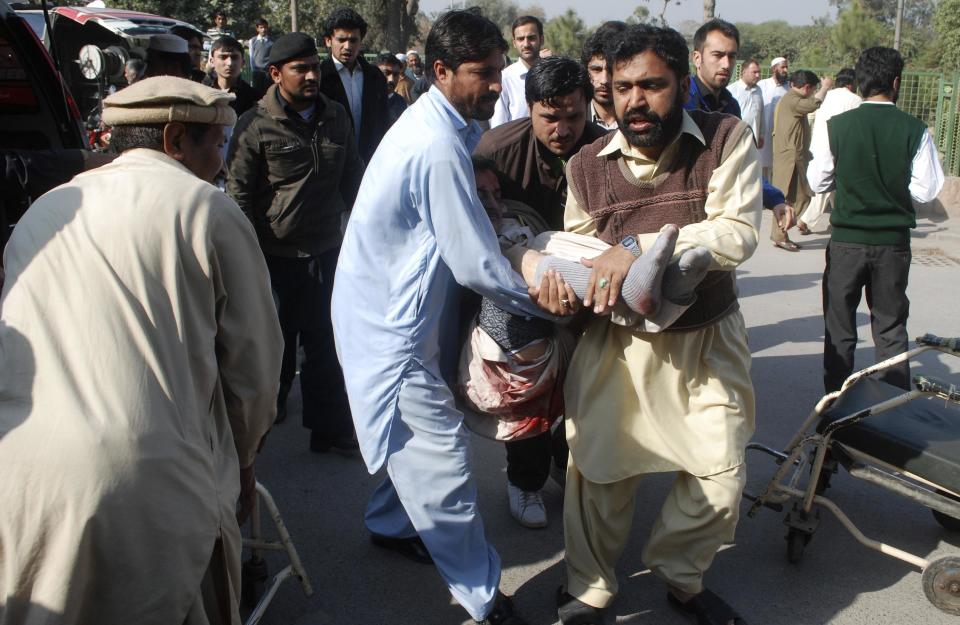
[0,4,946,625]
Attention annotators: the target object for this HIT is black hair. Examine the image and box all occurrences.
[377,53,403,69]
[425,9,507,84]
[856,47,903,98]
[606,25,690,82]
[512,15,544,38]
[471,155,499,175]
[741,58,759,70]
[210,36,243,56]
[110,122,209,154]
[144,49,192,79]
[693,18,740,53]
[581,20,627,66]
[790,69,819,88]
[211,8,226,20]
[170,25,202,44]
[835,67,856,89]
[255,18,269,28]
[525,56,592,107]
[324,6,368,39]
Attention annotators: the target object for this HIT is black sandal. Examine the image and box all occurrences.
[667,588,748,625]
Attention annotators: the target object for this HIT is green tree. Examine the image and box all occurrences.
[111,0,265,38]
[626,6,654,26]
[934,0,960,70]
[544,9,587,58]
[831,0,886,65]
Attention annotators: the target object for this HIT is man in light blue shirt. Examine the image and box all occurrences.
[332,9,575,625]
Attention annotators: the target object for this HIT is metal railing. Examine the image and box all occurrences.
[732,63,960,176]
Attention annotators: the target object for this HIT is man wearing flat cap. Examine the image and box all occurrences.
[0,76,282,625]
[227,32,364,449]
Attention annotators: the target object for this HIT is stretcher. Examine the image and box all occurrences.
[745,334,960,614]
[241,481,314,625]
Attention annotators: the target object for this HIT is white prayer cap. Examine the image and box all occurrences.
[148,33,188,54]
[406,49,420,57]
[770,56,787,67]
[395,52,406,63]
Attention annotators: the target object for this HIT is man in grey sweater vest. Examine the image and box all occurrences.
[807,47,944,393]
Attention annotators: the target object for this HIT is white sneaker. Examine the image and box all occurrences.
[507,483,547,528]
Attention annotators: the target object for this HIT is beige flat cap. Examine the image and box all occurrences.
[102,76,237,126]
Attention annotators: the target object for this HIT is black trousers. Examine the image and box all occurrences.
[822,240,911,393]
[266,249,353,440]
[505,432,552,492]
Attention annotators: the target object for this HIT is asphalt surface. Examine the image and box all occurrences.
[247,211,960,625]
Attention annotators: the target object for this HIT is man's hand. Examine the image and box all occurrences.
[539,48,553,58]
[815,76,834,101]
[528,268,581,316]
[580,244,635,314]
[773,203,795,232]
[237,464,257,525]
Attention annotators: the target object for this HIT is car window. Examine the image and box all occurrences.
[17,12,46,40]
[0,35,40,112]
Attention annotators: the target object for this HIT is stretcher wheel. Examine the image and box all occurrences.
[786,528,810,564]
[932,490,960,532]
[923,556,960,615]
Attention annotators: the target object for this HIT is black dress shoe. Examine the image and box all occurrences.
[369,533,433,564]
[309,431,360,453]
[476,593,527,625]
[557,587,604,624]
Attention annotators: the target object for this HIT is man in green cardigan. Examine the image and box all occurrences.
[807,46,944,393]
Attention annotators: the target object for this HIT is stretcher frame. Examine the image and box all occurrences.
[242,481,314,625]
[744,334,960,614]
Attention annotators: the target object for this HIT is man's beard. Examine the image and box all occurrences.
[617,95,684,149]
[467,94,500,121]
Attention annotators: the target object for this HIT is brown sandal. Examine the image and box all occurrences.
[773,240,800,252]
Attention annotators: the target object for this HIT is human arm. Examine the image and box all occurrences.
[421,141,572,317]
[806,126,835,194]
[208,194,283,507]
[224,113,265,223]
[490,88,510,129]
[910,129,945,203]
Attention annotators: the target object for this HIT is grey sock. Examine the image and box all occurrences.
[533,255,591,298]
[662,246,712,305]
[620,226,678,315]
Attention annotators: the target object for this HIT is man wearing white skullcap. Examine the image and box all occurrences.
[0,76,282,625]
[758,56,790,178]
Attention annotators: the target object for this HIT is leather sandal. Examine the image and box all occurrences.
[667,588,748,625]
[773,240,800,252]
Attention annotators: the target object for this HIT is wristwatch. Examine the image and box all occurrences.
[620,235,641,258]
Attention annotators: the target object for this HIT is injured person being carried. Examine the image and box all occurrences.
[459,158,714,441]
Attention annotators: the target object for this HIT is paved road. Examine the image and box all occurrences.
[248,211,960,625]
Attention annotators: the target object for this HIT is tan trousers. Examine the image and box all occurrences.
[771,169,812,243]
[800,190,833,230]
[563,456,746,608]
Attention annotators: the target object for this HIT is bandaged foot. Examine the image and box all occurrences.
[662,246,712,305]
[618,225,678,315]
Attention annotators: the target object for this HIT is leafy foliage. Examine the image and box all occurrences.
[934,0,960,71]
[544,9,587,58]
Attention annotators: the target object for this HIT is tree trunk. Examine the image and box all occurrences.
[290,0,298,32]
[704,0,716,21]
[386,0,403,52]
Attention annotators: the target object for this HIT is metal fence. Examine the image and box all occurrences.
[735,63,960,176]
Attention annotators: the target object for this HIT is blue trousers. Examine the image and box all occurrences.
[363,364,500,621]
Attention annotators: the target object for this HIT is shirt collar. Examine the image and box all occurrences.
[427,85,483,149]
[333,57,360,75]
[597,109,705,161]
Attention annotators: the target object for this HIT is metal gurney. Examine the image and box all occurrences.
[745,334,960,615]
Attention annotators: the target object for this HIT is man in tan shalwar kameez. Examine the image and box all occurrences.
[554,26,761,625]
[0,76,282,625]
[770,69,831,251]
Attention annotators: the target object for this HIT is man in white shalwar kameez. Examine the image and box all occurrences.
[0,76,282,625]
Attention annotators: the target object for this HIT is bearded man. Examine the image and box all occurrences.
[555,24,761,625]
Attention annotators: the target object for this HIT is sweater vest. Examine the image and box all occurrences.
[567,109,744,331]
[827,104,927,246]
